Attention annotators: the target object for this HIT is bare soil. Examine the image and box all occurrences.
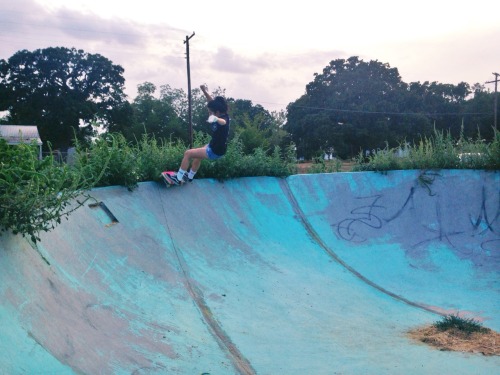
[296,160,355,174]
[407,326,500,356]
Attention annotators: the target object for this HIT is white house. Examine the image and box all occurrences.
[0,125,43,159]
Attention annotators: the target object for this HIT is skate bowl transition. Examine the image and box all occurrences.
[0,170,498,374]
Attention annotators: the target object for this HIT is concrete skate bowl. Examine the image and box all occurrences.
[0,169,498,374]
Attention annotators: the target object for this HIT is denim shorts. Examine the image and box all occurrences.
[206,145,222,160]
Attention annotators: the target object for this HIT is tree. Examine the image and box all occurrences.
[227,98,289,153]
[120,82,187,142]
[160,85,286,154]
[124,83,291,155]
[0,47,128,151]
[190,86,226,137]
[234,113,270,154]
[285,56,475,159]
[462,85,496,140]
[286,57,408,159]
[403,81,471,138]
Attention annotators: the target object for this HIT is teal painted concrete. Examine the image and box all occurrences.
[0,170,498,374]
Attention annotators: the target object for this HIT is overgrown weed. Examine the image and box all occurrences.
[434,314,490,336]
[353,127,499,171]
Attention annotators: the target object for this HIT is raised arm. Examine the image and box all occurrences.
[200,84,213,102]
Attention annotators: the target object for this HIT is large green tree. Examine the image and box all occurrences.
[116,82,187,142]
[402,80,471,138]
[286,57,410,159]
[285,56,476,159]
[146,84,290,155]
[0,47,128,151]
[462,84,497,140]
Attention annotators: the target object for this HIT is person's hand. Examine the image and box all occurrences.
[200,84,208,92]
[207,115,218,123]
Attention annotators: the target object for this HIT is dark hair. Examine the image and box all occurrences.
[207,96,228,114]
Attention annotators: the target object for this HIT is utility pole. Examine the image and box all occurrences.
[486,72,499,130]
[184,32,195,148]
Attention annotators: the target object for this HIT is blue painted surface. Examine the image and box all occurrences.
[0,170,498,374]
[287,170,499,329]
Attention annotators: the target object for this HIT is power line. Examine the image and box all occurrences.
[288,104,490,117]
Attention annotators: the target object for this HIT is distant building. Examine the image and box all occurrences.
[0,125,43,159]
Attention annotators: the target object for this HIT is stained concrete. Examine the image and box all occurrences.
[0,170,498,374]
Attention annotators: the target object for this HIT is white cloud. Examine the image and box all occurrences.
[2,0,499,112]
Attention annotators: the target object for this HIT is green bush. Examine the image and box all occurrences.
[307,151,342,174]
[6,124,496,242]
[0,139,104,242]
[203,134,297,180]
[134,133,186,182]
[353,127,500,172]
[75,133,140,190]
[77,131,298,188]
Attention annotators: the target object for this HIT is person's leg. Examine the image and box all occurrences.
[190,157,202,173]
[178,146,207,180]
[180,146,207,170]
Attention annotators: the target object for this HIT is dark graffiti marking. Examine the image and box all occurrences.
[416,170,441,196]
[469,186,500,257]
[411,199,465,251]
[384,186,416,223]
[333,178,500,258]
[335,195,384,242]
[334,185,420,243]
[470,186,499,235]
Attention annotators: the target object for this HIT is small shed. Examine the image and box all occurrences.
[0,125,43,159]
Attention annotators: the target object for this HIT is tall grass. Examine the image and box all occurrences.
[3,127,497,242]
[307,152,343,174]
[353,127,500,172]
[76,127,499,191]
[75,131,298,190]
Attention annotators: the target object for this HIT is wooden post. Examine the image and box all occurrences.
[184,32,195,148]
[486,72,499,130]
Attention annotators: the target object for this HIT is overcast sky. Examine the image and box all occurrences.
[1,0,499,112]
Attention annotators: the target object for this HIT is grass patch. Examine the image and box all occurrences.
[408,314,499,356]
[434,314,490,335]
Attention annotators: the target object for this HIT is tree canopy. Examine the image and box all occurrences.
[1,47,496,161]
[118,83,289,155]
[286,57,408,158]
[0,47,128,151]
[285,56,492,159]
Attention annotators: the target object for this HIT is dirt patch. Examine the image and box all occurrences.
[408,325,500,356]
[296,162,313,174]
[296,161,355,174]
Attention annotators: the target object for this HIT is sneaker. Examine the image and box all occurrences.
[161,171,182,185]
[182,173,190,184]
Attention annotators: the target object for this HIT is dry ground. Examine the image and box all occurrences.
[296,160,355,174]
[408,326,500,356]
